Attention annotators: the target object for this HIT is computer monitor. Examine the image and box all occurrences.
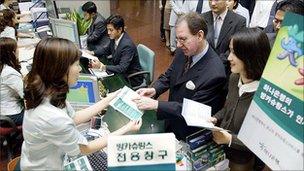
[67,75,101,110]
[45,0,58,19]
[49,18,81,48]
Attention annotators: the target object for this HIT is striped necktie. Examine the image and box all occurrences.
[183,56,193,75]
[214,15,222,46]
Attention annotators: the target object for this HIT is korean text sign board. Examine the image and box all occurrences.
[108,133,176,170]
[238,12,304,170]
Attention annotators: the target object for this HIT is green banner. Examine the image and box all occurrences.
[254,78,304,142]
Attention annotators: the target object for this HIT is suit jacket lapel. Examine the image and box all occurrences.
[205,12,215,47]
[216,11,233,48]
[112,33,126,60]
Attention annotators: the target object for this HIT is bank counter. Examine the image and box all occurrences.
[88,58,165,134]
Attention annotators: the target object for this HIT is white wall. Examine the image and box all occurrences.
[55,0,110,18]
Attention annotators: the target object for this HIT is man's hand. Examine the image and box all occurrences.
[90,57,103,69]
[295,68,304,86]
[136,88,156,97]
[133,96,158,110]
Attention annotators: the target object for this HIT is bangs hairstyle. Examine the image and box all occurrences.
[0,37,19,73]
[24,38,81,109]
[232,28,271,80]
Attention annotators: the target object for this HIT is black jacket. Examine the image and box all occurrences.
[201,10,246,74]
[94,32,143,87]
[153,47,227,140]
[87,13,110,51]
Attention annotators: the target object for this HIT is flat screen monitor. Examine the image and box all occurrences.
[49,18,81,48]
[45,0,58,19]
[67,75,101,110]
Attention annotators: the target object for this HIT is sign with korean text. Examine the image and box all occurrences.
[108,133,176,170]
[238,12,303,170]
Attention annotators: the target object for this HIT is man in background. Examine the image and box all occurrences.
[265,0,304,47]
[202,0,246,75]
[82,1,110,51]
[89,14,144,87]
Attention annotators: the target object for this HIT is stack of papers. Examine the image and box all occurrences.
[81,49,96,60]
[181,98,225,131]
[89,68,114,78]
[110,86,143,120]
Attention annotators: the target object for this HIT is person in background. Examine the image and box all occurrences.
[82,1,110,51]
[133,12,227,141]
[0,0,31,23]
[0,0,11,10]
[238,0,255,18]
[89,14,144,87]
[159,0,166,42]
[161,0,171,48]
[202,0,246,75]
[168,0,187,55]
[209,28,271,171]
[0,9,17,40]
[265,0,304,47]
[0,37,24,126]
[226,0,250,27]
[21,38,142,170]
[265,0,284,32]
[249,0,275,29]
[0,8,34,41]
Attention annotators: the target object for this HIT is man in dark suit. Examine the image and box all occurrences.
[89,14,144,87]
[202,0,246,74]
[82,2,110,51]
[265,0,304,47]
[133,12,227,140]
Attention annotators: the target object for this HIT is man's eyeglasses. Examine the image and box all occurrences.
[176,30,202,44]
[176,37,189,44]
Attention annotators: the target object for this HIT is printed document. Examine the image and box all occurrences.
[181,98,225,131]
[89,68,114,78]
[81,49,96,60]
[110,86,143,120]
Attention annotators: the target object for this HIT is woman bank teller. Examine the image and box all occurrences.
[20,37,142,170]
[0,37,24,126]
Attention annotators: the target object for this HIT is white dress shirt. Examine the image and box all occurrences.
[0,65,24,116]
[250,0,275,28]
[0,26,16,40]
[213,9,228,46]
[21,99,88,170]
[0,4,9,10]
[115,32,124,49]
[191,40,209,68]
[238,78,259,97]
[235,3,250,27]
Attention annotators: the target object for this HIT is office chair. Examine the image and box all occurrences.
[128,44,155,90]
[0,116,23,160]
[7,156,20,171]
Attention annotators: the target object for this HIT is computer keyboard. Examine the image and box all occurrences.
[87,151,108,171]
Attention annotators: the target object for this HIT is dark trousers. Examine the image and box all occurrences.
[160,0,166,38]
[0,110,24,127]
